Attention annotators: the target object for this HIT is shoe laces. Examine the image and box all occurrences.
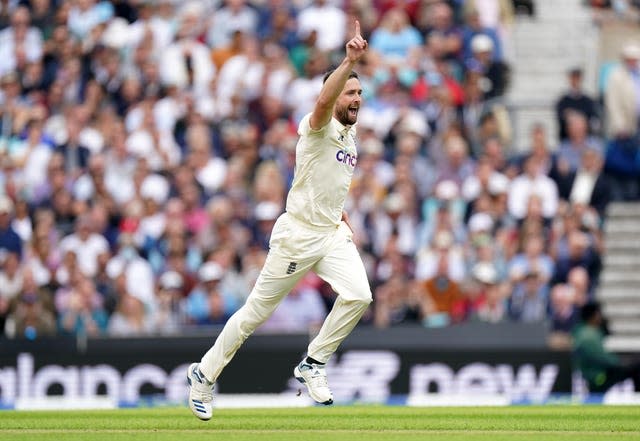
[191,370,214,403]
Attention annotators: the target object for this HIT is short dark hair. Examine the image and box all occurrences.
[322,69,359,84]
[580,302,601,322]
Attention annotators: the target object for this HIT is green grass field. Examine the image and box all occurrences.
[1,406,639,441]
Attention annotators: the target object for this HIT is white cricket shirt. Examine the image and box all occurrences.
[286,113,358,229]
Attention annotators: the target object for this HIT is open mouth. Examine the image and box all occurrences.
[348,107,359,119]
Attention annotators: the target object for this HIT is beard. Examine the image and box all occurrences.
[335,104,358,126]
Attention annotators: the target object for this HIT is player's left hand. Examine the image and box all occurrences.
[341,210,354,234]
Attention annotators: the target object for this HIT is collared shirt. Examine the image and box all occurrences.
[286,114,357,229]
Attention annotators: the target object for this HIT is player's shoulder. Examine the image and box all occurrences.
[298,113,335,137]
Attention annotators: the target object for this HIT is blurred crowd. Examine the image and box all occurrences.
[0,0,636,340]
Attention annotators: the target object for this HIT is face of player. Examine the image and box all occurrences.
[334,77,363,126]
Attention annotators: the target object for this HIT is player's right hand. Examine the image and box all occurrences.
[346,20,367,63]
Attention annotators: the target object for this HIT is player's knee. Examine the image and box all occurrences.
[353,292,373,307]
[238,298,274,334]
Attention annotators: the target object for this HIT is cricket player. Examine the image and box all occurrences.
[187,21,372,420]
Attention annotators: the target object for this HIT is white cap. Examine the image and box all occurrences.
[468,212,494,233]
[140,174,169,204]
[101,18,131,49]
[621,42,640,60]
[384,193,405,213]
[357,108,377,131]
[398,110,428,138]
[360,138,384,156]
[433,230,454,249]
[198,262,224,283]
[435,180,459,200]
[472,262,498,284]
[471,34,494,53]
[254,201,281,221]
[0,195,14,214]
[488,173,509,195]
[159,271,184,290]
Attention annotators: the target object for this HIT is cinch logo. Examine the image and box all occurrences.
[336,150,357,167]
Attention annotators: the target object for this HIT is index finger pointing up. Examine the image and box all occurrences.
[354,20,361,37]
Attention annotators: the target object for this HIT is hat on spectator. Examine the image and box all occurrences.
[79,129,104,154]
[435,180,459,200]
[433,230,454,249]
[471,34,494,53]
[101,18,130,49]
[199,262,224,283]
[468,212,494,233]
[488,173,509,195]
[0,195,14,214]
[621,42,640,60]
[398,110,428,138]
[384,193,405,213]
[254,201,280,221]
[357,108,377,132]
[0,71,19,85]
[472,262,498,284]
[159,270,184,290]
[360,138,384,156]
[140,174,170,205]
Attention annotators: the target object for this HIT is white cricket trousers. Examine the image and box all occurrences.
[199,212,373,383]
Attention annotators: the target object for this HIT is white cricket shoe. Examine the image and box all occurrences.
[294,360,333,405]
[187,363,214,420]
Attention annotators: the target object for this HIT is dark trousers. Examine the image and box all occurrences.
[589,362,640,393]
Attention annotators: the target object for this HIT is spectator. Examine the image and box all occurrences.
[4,281,56,339]
[186,262,236,324]
[59,214,110,279]
[0,195,22,258]
[373,274,418,328]
[603,42,640,200]
[420,2,462,62]
[553,229,602,289]
[55,111,92,179]
[106,232,155,308]
[604,42,640,140]
[160,6,215,94]
[466,34,510,100]
[421,254,464,326]
[370,8,422,62]
[207,0,258,49]
[554,146,611,217]
[461,8,503,63]
[297,0,346,53]
[556,111,604,175]
[462,261,503,321]
[508,270,549,323]
[67,0,114,40]
[549,283,579,333]
[56,271,108,337]
[555,67,601,140]
[15,118,53,198]
[107,291,154,336]
[0,6,43,76]
[508,155,559,221]
[153,270,186,334]
[508,233,555,284]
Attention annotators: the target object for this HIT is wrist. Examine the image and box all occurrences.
[343,57,358,67]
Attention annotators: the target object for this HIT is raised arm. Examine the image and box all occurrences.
[309,20,368,130]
